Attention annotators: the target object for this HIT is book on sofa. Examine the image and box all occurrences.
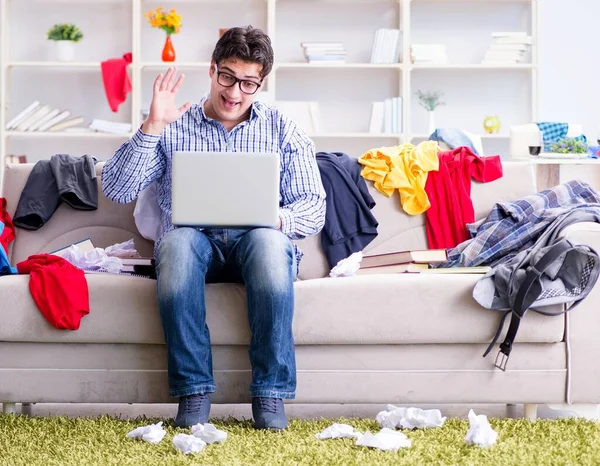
[121,257,154,266]
[50,238,95,257]
[355,262,430,275]
[355,264,490,276]
[360,248,448,269]
[119,257,156,278]
[85,269,155,279]
[421,266,491,274]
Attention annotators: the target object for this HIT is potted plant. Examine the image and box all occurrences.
[145,7,182,62]
[550,138,589,157]
[416,90,445,136]
[47,24,83,62]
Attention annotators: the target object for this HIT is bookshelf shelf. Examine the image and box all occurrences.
[141,61,212,69]
[410,133,510,139]
[410,63,537,70]
[0,0,539,187]
[279,0,400,3]
[276,63,402,70]
[139,0,259,3]
[413,0,531,2]
[5,131,134,139]
[5,61,103,69]
[24,0,129,3]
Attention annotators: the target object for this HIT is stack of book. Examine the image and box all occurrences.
[411,44,448,65]
[356,248,491,275]
[89,119,132,134]
[5,155,27,164]
[5,101,84,132]
[370,29,401,64]
[356,248,448,275]
[482,32,533,65]
[369,97,402,134]
[301,42,346,64]
[120,257,156,279]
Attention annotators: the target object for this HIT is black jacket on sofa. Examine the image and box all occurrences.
[316,151,379,269]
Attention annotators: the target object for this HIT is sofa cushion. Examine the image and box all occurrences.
[0,273,563,345]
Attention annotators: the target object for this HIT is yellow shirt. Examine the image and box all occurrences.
[358,141,439,215]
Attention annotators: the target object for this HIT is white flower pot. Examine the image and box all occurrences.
[55,41,76,62]
[428,111,436,136]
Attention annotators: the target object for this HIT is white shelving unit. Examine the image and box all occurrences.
[0,0,539,190]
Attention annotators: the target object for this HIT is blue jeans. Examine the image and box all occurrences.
[155,227,297,399]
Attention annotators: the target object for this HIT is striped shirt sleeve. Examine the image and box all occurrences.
[279,122,327,240]
[101,128,167,204]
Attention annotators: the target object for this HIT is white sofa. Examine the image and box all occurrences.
[2,160,600,419]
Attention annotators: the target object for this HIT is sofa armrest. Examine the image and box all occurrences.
[559,221,600,242]
[559,222,600,403]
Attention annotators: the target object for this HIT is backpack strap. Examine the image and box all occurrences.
[483,239,575,370]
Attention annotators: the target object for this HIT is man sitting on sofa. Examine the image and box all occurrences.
[101,26,326,430]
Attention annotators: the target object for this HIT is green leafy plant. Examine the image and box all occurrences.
[47,24,84,42]
[550,138,588,154]
[416,90,445,111]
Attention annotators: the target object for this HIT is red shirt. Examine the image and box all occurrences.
[101,53,132,112]
[0,198,16,255]
[17,254,90,330]
[425,147,503,249]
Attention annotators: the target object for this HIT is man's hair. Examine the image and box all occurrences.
[212,26,274,78]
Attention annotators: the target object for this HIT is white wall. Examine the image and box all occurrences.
[538,0,600,187]
[538,0,600,144]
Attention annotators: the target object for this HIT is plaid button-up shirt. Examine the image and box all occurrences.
[101,95,326,259]
[441,180,600,267]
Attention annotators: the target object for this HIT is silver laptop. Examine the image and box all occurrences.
[171,151,280,228]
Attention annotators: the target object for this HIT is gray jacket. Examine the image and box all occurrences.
[473,209,600,312]
[473,209,600,369]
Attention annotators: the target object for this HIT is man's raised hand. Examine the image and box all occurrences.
[142,67,193,135]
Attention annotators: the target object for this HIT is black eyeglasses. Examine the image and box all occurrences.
[215,67,263,95]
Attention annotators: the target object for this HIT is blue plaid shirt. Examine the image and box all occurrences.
[440,180,600,267]
[536,122,587,152]
[102,95,326,258]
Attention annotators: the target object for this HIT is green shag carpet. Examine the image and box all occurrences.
[1,414,600,466]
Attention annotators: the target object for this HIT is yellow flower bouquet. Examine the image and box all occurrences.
[145,7,182,36]
[145,7,182,61]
